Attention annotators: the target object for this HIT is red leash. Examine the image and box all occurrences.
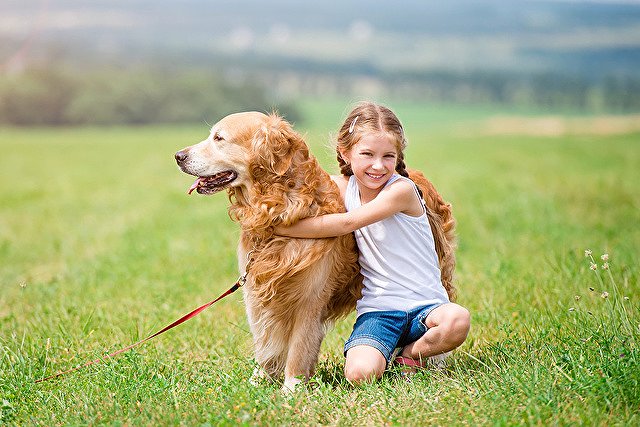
[35,276,245,384]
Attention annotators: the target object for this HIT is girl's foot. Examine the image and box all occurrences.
[426,351,450,370]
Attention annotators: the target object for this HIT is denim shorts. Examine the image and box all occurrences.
[344,303,444,363]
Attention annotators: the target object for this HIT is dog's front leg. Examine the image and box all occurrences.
[282,309,325,393]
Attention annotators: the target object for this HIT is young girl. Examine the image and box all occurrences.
[276,102,470,383]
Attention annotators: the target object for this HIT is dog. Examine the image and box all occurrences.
[175,112,456,391]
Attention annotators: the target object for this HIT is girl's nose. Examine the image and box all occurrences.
[372,157,384,170]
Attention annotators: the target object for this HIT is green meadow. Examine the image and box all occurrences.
[1,100,639,425]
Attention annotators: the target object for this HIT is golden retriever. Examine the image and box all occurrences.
[175,112,456,391]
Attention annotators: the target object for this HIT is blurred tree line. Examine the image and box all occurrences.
[385,71,640,112]
[1,66,638,126]
[0,67,300,126]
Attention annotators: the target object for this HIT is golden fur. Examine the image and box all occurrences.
[175,112,456,391]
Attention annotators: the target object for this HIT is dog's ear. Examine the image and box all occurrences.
[251,114,307,177]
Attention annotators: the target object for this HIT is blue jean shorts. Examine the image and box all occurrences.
[344,303,444,363]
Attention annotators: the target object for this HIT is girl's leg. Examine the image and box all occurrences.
[344,345,387,384]
[400,303,470,361]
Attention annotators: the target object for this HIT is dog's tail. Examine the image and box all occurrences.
[408,169,457,302]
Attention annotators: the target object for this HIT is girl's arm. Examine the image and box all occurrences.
[275,178,420,238]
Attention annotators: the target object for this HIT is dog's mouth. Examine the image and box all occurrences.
[187,171,238,195]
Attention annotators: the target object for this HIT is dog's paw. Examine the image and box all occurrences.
[281,376,303,394]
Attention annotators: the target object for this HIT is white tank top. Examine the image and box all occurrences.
[345,174,450,315]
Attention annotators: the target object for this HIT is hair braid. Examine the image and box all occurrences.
[395,150,409,178]
[396,150,424,198]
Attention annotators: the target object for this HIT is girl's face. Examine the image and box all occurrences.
[343,132,398,198]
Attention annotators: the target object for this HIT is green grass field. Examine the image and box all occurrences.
[1,100,639,425]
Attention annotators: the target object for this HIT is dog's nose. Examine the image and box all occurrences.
[175,150,188,164]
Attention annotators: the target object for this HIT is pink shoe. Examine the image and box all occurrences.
[394,356,426,369]
[393,351,451,375]
[393,356,425,379]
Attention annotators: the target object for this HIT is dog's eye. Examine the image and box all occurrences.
[212,133,223,142]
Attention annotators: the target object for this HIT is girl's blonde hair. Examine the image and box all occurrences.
[336,102,411,179]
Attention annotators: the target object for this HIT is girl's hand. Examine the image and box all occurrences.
[274,224,296,236]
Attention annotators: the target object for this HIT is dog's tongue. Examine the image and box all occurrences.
[187,177,204,195]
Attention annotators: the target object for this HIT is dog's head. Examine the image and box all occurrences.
[175,111,306,196]
[175,111,263,195]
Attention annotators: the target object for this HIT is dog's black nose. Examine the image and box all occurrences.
[175,150,188,164]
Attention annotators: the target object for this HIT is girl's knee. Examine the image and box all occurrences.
[447,305,471,343]
[452,305,471,327]
[344,359,385,384]
[344,346,386,384]
[430,303,471,344]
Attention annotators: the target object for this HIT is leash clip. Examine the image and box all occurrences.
[238,271,248,287]
[237,250,254,287]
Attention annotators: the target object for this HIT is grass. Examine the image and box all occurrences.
[1,100,639,425]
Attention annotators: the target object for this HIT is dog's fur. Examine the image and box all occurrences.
[175,112,456,391]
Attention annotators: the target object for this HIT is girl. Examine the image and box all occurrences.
[276,102,470,383]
